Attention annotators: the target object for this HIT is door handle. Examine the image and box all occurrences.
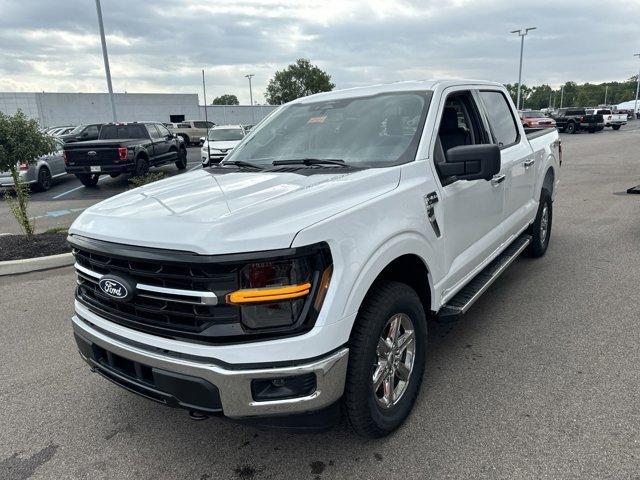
[491,173,506,186]
[524,158,535,167]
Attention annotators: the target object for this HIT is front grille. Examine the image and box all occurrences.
[67,149,119,165]
[73,245,242,343]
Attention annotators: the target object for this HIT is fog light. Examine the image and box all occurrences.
[251,373,316,401]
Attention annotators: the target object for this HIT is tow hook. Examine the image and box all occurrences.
[188,409,209,421]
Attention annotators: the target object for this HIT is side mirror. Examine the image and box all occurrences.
[437,144,501,182]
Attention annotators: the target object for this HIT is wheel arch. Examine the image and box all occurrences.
[542,165,555,197]
[341,233,437,319]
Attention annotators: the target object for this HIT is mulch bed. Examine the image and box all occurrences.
[0,232,71,261]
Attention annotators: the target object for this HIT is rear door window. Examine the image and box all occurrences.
[479,90,519,147]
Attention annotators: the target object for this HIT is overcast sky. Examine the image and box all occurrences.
[1,0,638,104]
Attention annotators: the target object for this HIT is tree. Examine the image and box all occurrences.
[265,58,335,104]
[212,94,239,105]
[0,110,56,236]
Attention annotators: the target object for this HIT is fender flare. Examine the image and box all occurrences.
[341,231,438,318]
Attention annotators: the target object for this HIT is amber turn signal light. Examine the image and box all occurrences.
[226,282,312,304]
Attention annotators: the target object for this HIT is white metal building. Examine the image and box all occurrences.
[0,92,277,127]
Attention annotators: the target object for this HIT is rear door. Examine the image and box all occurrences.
[155,123,178,160]
[430,87,506,295]
[145,124,166,162]
[478,89,536,238]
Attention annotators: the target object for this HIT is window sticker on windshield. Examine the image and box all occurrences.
[307,116,327,124]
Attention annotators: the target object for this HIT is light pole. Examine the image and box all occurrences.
[604,85,608,105]
[634,53,640,119]
[510,27,536,111]
[560,85,564,108]
[94,0,116,122]
[245,74,255,124]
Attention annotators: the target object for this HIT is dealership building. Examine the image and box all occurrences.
[0,92,277,127]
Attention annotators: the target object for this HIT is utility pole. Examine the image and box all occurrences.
[510,27,536,111]
[560,86,564,108]
[202,70,210,162]
[245,74,255,124]
[549,90,553,108]
[634,54,640,119]
[94,0,116,122]
[604,85,608,105]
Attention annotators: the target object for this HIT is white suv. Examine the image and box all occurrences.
[200,125,246,165]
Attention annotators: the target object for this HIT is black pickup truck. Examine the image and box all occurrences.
[550,108,604,134]
[63,122,188,186]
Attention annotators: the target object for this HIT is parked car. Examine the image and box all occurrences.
[614,109,633,120]
[200,125,246,165]
[167,120,215,146]
[0,139,67,191]
[519,110,556,129]
[68,79,560,438]
[46,125,74,136]
[587,108,626,130]
[550,108,604,134]
[59,123,104,143]
[63,122,188,187]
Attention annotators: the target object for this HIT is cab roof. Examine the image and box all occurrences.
[292,79,504,104]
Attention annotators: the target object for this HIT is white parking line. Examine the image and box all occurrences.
[51,176,108,200]
[189,164,202,172]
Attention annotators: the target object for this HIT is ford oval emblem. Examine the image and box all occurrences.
[87,151,97,156]
[98,275,134,301]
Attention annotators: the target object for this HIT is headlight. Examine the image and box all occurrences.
[226,243,332,330]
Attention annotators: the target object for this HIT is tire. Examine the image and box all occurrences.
[175,148,187,170]
[134,156,149,177]
[588,127,595,133]
[612,125,621,131]
[565,122,576,134]
[526,189,552,258]
[33,166,52,192]
[344,281,427,438]
[76,173,99,187]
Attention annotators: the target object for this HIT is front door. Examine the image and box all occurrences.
[430,88,506,298]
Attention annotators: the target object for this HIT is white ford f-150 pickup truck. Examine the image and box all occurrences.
[68,79,560,438]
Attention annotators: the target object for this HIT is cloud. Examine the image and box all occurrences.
[0,0,638,104]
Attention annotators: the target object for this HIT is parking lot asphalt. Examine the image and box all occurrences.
[0,147,204,235]
[1,125,640,479]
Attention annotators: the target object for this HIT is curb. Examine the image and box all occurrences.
[0,252,74,277]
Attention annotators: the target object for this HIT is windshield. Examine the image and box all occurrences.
[225,91,431,168]
[208,128,244,141]
[68,125,85,135]
[523,111,545,118]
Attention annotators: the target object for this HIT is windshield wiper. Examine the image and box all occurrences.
[272,158,347,167]
[220,160,263,170]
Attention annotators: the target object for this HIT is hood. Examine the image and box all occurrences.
[69,167,401,254]
[202,140,241,150]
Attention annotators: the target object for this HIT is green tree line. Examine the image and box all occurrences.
[505,77,638,110]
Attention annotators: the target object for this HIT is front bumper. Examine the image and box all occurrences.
[201,151,231,164]
[72,314,349,418]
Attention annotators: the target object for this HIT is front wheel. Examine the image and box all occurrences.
[612,125,621,131]
[175,148,187,170]
[344,281,427,438]
[76,173,99,187]
[526,189,552,258]
[565,122,576,134]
